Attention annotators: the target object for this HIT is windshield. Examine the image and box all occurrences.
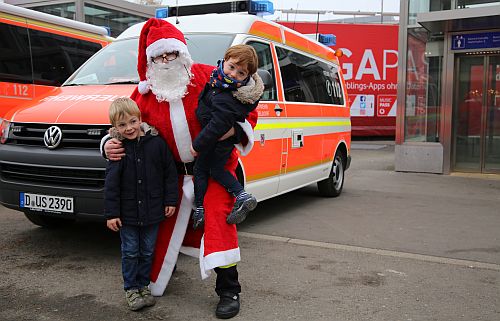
[65,34,235,86]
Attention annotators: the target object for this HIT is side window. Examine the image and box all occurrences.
[29,29,102,86]
[247,41,277,101]
[329,68,345,105]
[0,23,33,84]
[276,46,310,103]
[276,46,344,105]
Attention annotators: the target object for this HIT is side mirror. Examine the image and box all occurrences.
[257,69,273,90]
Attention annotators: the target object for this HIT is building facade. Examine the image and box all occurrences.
[5,0,156,36]
[397,0,500,174]
[4,0,256,37]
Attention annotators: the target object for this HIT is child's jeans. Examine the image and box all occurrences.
[120,223,160,291]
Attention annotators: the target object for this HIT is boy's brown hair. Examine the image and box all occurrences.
[109,97,141,126]
[224,44,259,75]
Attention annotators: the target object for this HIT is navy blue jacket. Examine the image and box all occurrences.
[193,83,259,153]
[104,129,178,226]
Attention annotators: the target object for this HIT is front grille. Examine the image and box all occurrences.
[0,162,105,188]
[7,123,109,149]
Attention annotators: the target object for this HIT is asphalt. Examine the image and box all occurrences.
[237,140,500,320]
[0,140,498,321]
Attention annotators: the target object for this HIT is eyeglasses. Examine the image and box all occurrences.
[152,52,179,64]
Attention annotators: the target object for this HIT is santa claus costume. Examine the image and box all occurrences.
[129,18,258,317]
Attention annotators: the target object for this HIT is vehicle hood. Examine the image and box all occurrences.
[6,85,135,124]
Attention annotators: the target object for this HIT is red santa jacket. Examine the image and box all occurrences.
[130,63,258,296]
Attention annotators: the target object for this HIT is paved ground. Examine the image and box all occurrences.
[0,141,499,321]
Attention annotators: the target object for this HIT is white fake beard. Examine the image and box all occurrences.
[146,57,193,103]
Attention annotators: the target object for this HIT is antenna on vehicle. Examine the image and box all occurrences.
[175,0,180,24]
[315,11,320,42]
[292,2,298,30]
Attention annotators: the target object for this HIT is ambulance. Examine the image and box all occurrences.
[0,3,112,117]
[0,13,351,227]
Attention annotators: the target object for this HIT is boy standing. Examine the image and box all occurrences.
[104,97,178,311]
[190,44,264,230]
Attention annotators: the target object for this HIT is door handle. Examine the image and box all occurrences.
[274,104,283,116]
[292,129,304,148]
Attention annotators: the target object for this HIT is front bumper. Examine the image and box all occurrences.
[0,144,107,220]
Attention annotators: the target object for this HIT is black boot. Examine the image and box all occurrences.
[214,266,241,319]
[216,292,240,319]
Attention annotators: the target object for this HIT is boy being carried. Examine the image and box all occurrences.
[190,44,264,229]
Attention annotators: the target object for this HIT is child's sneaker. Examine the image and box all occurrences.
[139,286,156,307]
[125,289,146,311]
[192,206,205,229]
[226,192,257,224]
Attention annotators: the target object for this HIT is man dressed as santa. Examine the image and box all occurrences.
[103,18,257,319]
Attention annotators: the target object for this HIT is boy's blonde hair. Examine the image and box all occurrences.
[109,97,141,126]
[224,44,259,75]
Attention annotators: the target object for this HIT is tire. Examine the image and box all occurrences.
[317,150,345,197]
[23,212,73,228]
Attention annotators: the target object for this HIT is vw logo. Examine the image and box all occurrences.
[43,126,63,149]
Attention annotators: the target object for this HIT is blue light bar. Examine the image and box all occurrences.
[318,34,336,47]
[249,0,274,16]
[155,7,169,18]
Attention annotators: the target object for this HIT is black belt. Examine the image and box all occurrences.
[176,161,195,175]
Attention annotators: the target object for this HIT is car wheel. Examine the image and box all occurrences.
[23,212,73,228]
[317,150,345,197]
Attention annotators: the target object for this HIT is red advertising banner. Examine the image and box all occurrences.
[279,22,399,136]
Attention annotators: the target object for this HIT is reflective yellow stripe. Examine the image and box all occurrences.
[255,120,351,130]
[219,263,237,268]
[0,12,25,24]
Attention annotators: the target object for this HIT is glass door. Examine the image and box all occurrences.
[484,55,500,172]
[453,54,500,173]
[454,55,484,171]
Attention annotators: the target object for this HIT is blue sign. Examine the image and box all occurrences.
[155,8,169,19]
[451,32,500,50]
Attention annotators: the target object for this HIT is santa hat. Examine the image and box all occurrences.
[137,18,191,94]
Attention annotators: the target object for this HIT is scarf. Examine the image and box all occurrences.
[209,59,249,91]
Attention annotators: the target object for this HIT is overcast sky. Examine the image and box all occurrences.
[159,0,400,21]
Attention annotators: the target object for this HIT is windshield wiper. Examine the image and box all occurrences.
[104,80,139,85]
[63,83,86,86]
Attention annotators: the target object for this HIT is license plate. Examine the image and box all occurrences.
[20,192,74,213]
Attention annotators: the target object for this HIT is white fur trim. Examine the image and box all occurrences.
[234,120,254,156]
[169,99,194,163]
[146,38,189,59]
[199,235,210,279]
[203,247,241,275]
[180,246,199,258]
[149,176,194,296]
[138,80,150,94]
[100,133,110,158]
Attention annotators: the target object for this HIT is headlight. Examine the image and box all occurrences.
[0,118,11,144]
